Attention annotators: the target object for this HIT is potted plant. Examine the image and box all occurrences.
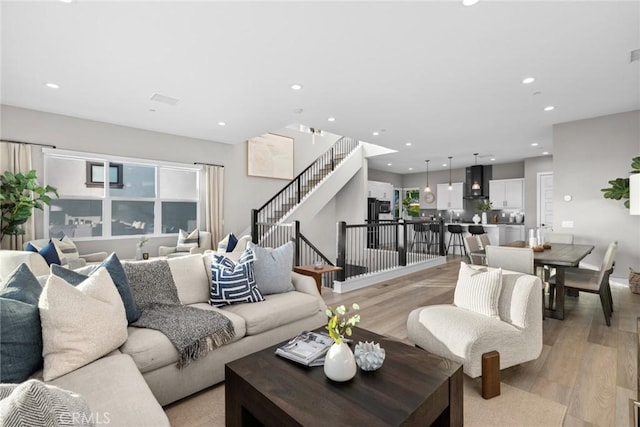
[601,156,640,209]
[476,200,493,225]
[0,170,58,243]
[324,303,360,382]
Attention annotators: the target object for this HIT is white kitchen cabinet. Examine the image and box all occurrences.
[500,225,525,244]
[436,182,464,210]
[367,181,393,201]
[489,179,524,209]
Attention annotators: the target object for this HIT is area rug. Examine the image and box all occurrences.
[464,376,567,427]
[165,377,567,427]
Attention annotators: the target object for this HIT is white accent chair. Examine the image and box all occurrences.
[24,238,108,269]
[158,231,212,258]
[407,267,543,379]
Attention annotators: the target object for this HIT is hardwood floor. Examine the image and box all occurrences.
[322,256,639,427]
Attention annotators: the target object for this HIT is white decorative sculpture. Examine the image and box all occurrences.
[354,341,385,371]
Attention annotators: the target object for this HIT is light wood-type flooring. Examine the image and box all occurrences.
[322,256,639,427]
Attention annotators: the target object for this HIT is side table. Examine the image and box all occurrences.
[293,264,342,294]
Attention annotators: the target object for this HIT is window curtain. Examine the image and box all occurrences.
[204,165,224,248]
[0,141,34,250]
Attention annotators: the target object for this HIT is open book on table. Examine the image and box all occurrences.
[275,331,334,366]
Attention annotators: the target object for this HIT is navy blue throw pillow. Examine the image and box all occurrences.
[51,253,140,323]
[226,233,238,252]
[25,240,61,266]
[0,264,44,383]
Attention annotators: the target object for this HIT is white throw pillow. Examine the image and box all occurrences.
[176,229,199,252]
[51,236,80,265]
[453,262,502,319]
[38,267,128,381]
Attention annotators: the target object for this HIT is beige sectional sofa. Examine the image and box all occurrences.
[0,250,327,426]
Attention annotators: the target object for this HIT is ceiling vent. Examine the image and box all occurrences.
[631,49,640,63]
[149,93,180,106]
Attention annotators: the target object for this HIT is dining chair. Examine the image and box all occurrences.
[464,236,483,265]
[485,246,534,275]
[546,232,574,244]
[478,234,491,249]
[548,241,617,326]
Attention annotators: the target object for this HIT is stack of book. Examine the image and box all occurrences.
[275,331,334,367]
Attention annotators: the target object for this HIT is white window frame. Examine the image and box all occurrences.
[43,148,202,240]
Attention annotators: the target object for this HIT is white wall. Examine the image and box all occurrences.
[553,110,640,278]
[0,105,338,257]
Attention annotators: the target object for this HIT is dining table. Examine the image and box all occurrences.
[470,241,595,320]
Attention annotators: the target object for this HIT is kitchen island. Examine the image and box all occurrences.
[444,223,525,246]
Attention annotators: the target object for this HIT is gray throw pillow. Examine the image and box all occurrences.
[51,253,140,324]
[248,242,294,295]
[0,264,44,383]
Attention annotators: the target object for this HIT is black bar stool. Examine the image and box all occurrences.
[427,223,441,254]
[468,225,485,236]
[411,222,429,253]
[447,224,467,257]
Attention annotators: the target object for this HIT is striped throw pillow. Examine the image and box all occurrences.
[453,262,502,319]
[209,248,264,308]
[176,229,199,252]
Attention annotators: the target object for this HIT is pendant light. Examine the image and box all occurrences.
[448,156,453,190]
[424,160,431,193]
[471,153,481,190]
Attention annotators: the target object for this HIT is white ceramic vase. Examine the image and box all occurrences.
[324,342,357,382]
[481,212,488,225]
[472,214,481,224]
[135,247,143,261]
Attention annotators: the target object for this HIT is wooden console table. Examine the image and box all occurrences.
[293,264,342,294]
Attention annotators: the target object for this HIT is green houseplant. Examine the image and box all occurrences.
[0,170,58,242]
[601,156,640,209]
[476,200,493,212]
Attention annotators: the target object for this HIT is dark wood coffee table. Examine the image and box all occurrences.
[225,328,462,426]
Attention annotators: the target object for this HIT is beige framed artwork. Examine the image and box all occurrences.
[247,133,294,180]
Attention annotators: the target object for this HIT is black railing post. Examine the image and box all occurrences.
[336,221,347,281]
[331,146,335,171]
[399,220,407,266]
[293,220,301,266]
[297,178,301,203]
[251,209,259,243]
[439,219,446,256]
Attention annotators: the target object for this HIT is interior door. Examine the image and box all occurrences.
[537,173,553,228]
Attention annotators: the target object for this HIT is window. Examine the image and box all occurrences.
[44,150,200,239]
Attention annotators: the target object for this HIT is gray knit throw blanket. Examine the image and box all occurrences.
[124,259,235,368]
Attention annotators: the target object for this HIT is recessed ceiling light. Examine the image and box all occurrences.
[544,106,555,111]
[387,163,392,166]
[45,82,60,89]
[372,131,379,136]
[290,84,303,90]
[522,77,535,84]
[531,142,539,147]
[462,0,479,6]
[409,167,413,171]
[442,163,448,167]
[405,142,412,146]
[542,151,549,155]
[490,158,496,161]
[327,117,335,122]
[218,122,226,126]
[59,0,73,3]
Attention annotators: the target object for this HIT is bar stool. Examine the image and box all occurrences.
[427,223,441,254]
[447,224,467,257]
[411,222,429,253]
[468,225,485,236]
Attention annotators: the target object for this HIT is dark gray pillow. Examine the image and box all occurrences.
[51,253,140,323]
[248,242,294,295]
[0,264,44,383]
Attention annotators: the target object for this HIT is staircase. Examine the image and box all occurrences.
[252,136,360,242]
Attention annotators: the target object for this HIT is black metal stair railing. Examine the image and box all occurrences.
[252,136,359,241]
[336,219,446,281]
